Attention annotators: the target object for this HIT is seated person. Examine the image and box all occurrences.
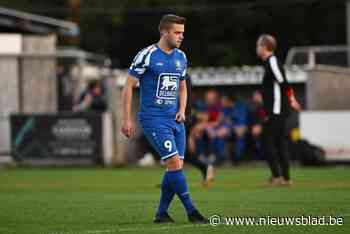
[249,90,267,160]
[191,90,225,165]
[228,95,249,163]
[74,80,107,113]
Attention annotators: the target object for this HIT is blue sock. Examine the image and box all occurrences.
[156,172,175,216]
[167,170,196,215]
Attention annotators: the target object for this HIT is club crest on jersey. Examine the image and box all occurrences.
[156,73,180,100]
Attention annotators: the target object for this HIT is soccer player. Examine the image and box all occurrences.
[121,14,208,224]
[256,34,301,187]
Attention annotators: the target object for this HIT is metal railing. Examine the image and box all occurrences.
[286,45,348,67]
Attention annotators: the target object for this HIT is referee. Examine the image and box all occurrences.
[256,34,301,187]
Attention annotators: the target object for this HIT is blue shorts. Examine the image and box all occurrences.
[140,118,186,161]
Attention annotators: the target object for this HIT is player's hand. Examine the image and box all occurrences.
[121,120,135,138]
[290,97,301,112]
[175,111,186,122]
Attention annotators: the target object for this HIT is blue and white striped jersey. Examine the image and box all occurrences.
[128,44,187,120]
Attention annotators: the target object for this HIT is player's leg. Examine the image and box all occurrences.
[185,154,213,186]
[185,124,211,182]
[195,136,206,157]
[262,117,282,186]
[168,122,207,223]
[233,126,247,162]
[251,124,263,160]
[143,121,207,224]
[154,169,176,223]
[191,122,207,157]
[215,126,230,165]
[164,155,209,223]
[186,129,214,186]
[275,117,292,186]
[210,137,224,165]
[168,123,195,214]
[142,124,177,223]
[184,153,206,177]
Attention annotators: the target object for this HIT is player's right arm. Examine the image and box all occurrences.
[121,75,138,138]
[121,46,154,138]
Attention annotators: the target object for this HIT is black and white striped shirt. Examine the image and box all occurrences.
[262,55,291,117]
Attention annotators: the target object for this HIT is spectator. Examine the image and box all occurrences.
[188,97,207,156]
[205,90,227,165]
[191,90,226,165]
[249,90,267,160]
[73,80,107,113]
[229,95,249,163]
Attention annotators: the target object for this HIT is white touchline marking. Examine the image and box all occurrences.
[47,214,350,234]
[86,230,116,233]
[119,224,210,232]
[48,224,211,234]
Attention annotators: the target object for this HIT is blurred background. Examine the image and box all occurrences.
[0,0,350,168]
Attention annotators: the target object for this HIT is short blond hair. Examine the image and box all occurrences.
[258,34,277,52]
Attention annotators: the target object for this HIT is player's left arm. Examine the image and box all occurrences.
[270,56,301,112]
[176,80,187,122]
[286,86,301,112]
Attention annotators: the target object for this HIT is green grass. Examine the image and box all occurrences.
[0,166,349,234]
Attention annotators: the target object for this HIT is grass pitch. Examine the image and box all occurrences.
[0,166,349,234]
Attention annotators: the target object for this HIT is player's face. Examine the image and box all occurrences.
[164,24,185,48]
[256,39,265,59]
